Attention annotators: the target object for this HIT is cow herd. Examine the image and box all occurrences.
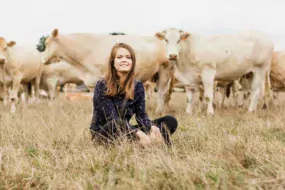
[0,28,285,115]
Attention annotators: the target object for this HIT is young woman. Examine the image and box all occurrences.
[90,43,178,147]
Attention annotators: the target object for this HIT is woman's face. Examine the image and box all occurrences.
[114,47,133,74]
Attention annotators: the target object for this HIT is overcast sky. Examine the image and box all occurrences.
[1,0,285,49]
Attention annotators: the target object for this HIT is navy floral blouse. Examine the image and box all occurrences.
[90,79,153,132]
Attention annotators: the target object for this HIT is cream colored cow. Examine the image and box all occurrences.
[40,58,86,99]
[265,51,285,106]
[270,51,285,92]
[237,51,285,107]
[155,28,273,115]
[40,29,174,114]
[0,38,42,113]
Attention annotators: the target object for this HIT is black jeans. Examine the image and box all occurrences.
[91,115,178,145]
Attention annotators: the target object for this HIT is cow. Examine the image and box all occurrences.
[40,59,86,100]
[155,28,273,115]
[40,29,174,114]
[0,38,43,113]
[237,51,285,107]
[270,51,285,92]
[266,51,285,106]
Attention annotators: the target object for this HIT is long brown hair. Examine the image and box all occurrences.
[105,43,136,100]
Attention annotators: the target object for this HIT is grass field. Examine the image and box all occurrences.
[1,92,285,189]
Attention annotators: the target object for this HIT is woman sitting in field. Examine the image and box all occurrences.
[90,43,178,147]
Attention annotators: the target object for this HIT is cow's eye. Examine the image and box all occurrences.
[177,40,181,44]
[165,39,169,43]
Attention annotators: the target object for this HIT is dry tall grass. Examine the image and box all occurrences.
[1,92,285,189]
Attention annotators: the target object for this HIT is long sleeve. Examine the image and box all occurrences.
[134,82,153,129]
[90,80,119,131]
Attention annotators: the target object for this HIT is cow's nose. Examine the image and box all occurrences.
[0,57,6,64]
[169,54,177,60]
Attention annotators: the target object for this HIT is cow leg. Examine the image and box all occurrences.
[198,86,204,102]
[222,82,231,108]
[212,81,218,109]
[155,77,170,114]
[233,80,245,108]
[0,64,8,106]
[20,91,27,103]
[147,82,156,100]
[213,81,223,109]
[33,75,41,103]
[218,86,226,109]
[0,83,4,105]
[201,67,216,115]
[10,73,22,113]
[234,91,242,108]
[221,83,233,108]
[185,87,195,115]
[2,83,9,106]
[46,78,58,107]
[155,62,173,114]
[27,83,36,103]
[220,89,226,108]
[48,80,58,100]
[272,91,279,107]
[21,84,30,104]
[259,76,266,109]
[144,82,151,100]
[261,70,271,109]
[248,69,266,112]
[146,85,152,100]
[194,86,204,112]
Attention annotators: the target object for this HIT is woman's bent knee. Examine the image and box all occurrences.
[162,115,178,134]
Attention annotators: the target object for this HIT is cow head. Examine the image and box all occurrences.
[0,37,16,64]
[155,28,190,61]
[41,28,60,64]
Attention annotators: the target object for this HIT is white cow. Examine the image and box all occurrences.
[236,51,285,107]
[0,38,43,113]
[270,51,285,92]
[40,59,86,99]
[155,28,273,115]
[40,29,174,114]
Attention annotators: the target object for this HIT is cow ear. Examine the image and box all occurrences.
[52,28,59,38]
[180,32,190,41]
[7,41,16,47]
[155,32,165,40]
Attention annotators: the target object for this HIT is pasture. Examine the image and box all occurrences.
[1,91,285,189]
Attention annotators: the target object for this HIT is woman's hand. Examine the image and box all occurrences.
[135,130,152,148]
[149,125,164,143]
